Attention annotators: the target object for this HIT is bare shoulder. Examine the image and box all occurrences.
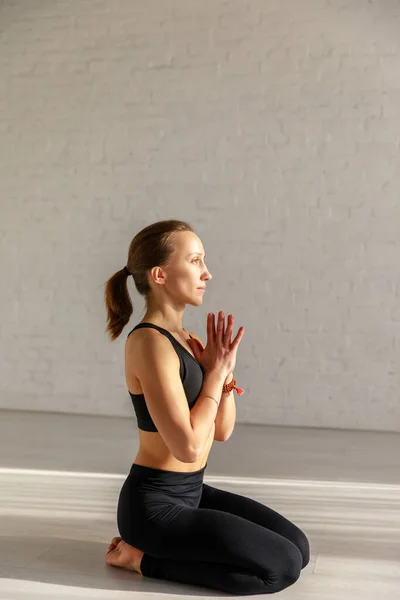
[125,326,148,357]
[127,326,176,354]
[126,327,180,371]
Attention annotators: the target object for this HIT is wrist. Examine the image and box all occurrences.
[224,372,233,385]
[205,369,227,387]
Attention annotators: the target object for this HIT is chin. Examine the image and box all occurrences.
[187,295,204,307]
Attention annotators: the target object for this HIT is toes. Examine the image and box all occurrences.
[105,548,117,564]
[108,536,122,552]
[106,544,122,561]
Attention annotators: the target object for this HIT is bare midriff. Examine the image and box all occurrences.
[126,326,215,473]
[133,423,215,473]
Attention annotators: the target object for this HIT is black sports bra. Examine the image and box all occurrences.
[127,323,205,432]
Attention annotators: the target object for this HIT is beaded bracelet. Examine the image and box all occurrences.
[222,377,244,396]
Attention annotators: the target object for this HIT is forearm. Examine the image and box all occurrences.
[189,369,226,458]
[214,372,237,441]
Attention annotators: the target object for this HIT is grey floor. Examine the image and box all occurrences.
[0,409,399,599]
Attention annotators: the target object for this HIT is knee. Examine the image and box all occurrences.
[293,529,310,569]
[262,544,303,594]
[282,544,304,585]
[236,541,306,596]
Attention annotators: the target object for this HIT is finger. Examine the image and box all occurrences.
[231,326,245,348]
[193,338,205,351]
[224,314,234,346]
[216,311,224,345]
[187,340,195,358]
[188,338,202,356]
[207,312,215,345]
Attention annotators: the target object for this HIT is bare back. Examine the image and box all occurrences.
[125,325,215,472]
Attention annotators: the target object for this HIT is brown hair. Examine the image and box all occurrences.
[104,219,194,341]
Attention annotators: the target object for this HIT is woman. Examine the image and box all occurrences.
[103,219,310,595]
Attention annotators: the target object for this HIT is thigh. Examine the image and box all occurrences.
[138,504,304,595]
[200,483,310,567]
[142,501,302,578]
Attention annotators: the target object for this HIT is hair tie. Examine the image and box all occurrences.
[123,266,131,276]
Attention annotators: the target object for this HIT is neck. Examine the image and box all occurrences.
[141,314,185,335]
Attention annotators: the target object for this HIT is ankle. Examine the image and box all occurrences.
[137,551,144,575]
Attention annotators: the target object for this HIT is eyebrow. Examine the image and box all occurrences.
[188,252,206,258]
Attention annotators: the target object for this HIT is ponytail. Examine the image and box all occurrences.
[104,267,133,341]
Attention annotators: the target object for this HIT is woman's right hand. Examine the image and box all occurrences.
[188,311,245,377]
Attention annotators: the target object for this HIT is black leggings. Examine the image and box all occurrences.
[117,462,310,596]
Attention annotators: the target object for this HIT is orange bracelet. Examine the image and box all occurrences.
[222,377,244,396]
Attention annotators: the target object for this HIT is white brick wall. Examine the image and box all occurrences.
[1,0,399,431]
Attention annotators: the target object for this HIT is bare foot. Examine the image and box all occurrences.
[105,539,144,575]
[107,536,122,552]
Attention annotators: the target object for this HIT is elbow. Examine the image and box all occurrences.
[174,444,199,464]
[183,431,202,463]
[214,434,230,443]
[174,428,209,463]
[183,446,200,463]
[182,439,202,463]
[169,431,201,464]
[214,429,233,443]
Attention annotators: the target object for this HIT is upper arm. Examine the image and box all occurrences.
[130,329,197,463]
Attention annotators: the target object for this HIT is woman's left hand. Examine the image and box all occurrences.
[188,337,233,384]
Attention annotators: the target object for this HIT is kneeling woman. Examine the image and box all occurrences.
[103,219,310,595]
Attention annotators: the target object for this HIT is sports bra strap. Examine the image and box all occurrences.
[128,322,193,339]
